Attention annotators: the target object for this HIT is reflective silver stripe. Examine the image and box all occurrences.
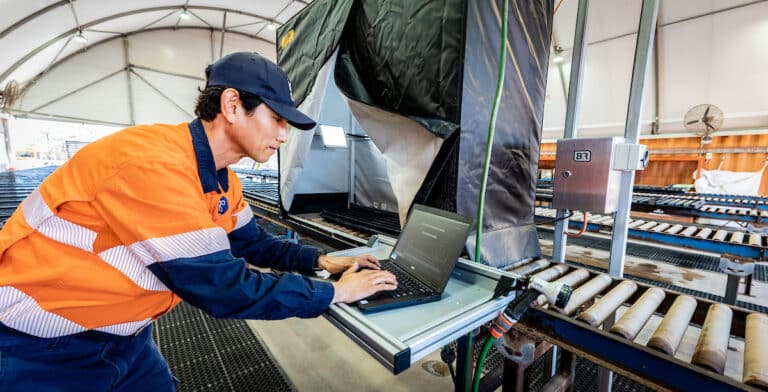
[21,188,96,252]
[94,318,154,336]
[129,227,230,264]
[99,246,170,291]
[38,215,96,252]
[233,206,254,231]
[0,286,158,338]
[20,189,53,229]
[0,286,85,338]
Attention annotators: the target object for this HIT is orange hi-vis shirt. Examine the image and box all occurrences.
[0,119,333,338]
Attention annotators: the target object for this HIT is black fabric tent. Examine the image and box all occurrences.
[277,0,553,267]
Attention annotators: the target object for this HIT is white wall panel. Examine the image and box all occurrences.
[130,70,196,124]
[129,29,212,78]
[72,0,180,24]
[660,0,757,24]
[41,71,130,124]
[553,0,641,49]
[3,39,68,89]
[89,10,180,34]
[0,0,59,29]
[18,38,125,111]
[0,9,74,79]
[222,32,276,61]
[542,33,656,139]
[658,2,768,132]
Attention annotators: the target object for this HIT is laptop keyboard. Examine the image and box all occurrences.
[380,262,433,298]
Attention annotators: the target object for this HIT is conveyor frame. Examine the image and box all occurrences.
[515,307,759,392]
[322,236,519,374]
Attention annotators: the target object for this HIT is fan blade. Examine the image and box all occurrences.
[702,105,711,121]
[686,119,700,125]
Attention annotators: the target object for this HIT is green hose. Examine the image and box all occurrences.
[473,0,508,263]
[470,0,508,390]
[473,336,497,392]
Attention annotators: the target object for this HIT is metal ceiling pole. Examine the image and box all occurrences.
[219,12,227,60]
[600,2,659,391]
[11,109,130,127]
[123,36,135,125]
[131,65,204,81]
[552,0,590,264]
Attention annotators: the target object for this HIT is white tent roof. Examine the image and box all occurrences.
[1,0,767,137]
[0,0,311,126]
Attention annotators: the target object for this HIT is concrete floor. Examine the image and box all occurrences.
[248,316,454,391]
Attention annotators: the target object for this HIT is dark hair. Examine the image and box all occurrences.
[194,86,263,121]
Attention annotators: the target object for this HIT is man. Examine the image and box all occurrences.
[0,52,397,391]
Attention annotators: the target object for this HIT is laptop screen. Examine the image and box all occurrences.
[389,205,472,291]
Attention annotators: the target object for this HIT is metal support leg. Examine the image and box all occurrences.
[456,334,473,392]
[723,275,740,305]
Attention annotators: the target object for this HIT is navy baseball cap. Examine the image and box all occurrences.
[205,52,316,130]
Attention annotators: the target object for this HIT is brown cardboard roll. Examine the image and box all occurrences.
[511,259,551,276]
[744,313,768,388]
[691,304,733,374]
[609,287,665,340]
[559,274,613,316]
[647,295,697,355]
[535,269,590,307]
[577,280,638,327]
[531,263,569,282]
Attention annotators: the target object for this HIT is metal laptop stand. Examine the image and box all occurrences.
[324,235,519,374]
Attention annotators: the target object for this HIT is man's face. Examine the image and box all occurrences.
[231,101,289,163]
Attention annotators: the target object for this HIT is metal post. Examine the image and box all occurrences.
[455,334,472,392]
[600,1,659,391]
[123,36,135,125]
[348,136,355,208]
[607,0,659,278]
[552,0,589,264]
[0,117,13,170]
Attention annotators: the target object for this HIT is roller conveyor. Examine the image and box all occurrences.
[536,185,768,223]
[536,207,768,259]
[504,259,768,391]
[320,205,401,237]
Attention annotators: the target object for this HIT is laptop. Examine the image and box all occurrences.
[356,204,472,313]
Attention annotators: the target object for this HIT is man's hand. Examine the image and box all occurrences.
[318,254,380,274]
[331,263,397,304]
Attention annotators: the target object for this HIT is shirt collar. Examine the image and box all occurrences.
[189,118,229,193]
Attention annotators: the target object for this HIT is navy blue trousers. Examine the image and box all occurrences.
[0,323,176,391]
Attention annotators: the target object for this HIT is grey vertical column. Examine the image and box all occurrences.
[552,0,590,264]
[0,117,12,169]
[607,0,659,277]
[348,138,355,208]
[599,1,659,391]
[122,36,135,125]
[549,0,590,381]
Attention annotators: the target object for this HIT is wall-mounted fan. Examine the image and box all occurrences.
[683,104,723,144]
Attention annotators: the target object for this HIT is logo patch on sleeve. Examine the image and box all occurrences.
[218,196,229,214]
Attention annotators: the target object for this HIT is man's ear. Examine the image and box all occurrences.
[220,88,240,123]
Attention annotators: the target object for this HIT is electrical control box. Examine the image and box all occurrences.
[552,137,623,214]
